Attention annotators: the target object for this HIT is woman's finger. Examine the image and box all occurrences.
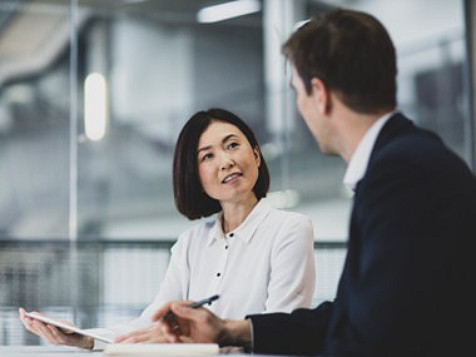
[28,320,47,335]
[115,328,146,343]
[132,330,168,344]
[120,333,145,344]
[19,308,39,334]
[114,333,129,343]
[47,325,67,344]
[34,321,60,344]
[21,317,38,334]
[18,308,26,321]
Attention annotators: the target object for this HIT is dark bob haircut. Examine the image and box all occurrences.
[173,108,270,220]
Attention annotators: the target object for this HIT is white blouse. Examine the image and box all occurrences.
[89,199,316,346]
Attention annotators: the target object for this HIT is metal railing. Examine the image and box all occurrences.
[0,239,347,345]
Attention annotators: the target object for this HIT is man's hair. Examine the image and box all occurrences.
[173,108,270,220]
[283,9,397,114]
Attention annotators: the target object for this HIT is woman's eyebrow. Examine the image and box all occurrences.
[222,133,239,143]
[198,133,239,154]
[197,145,212,154]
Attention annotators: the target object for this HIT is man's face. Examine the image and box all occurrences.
[291,66,333,154]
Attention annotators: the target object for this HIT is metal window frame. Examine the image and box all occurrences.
[464,0,476,171]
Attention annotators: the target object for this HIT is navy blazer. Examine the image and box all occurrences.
[248,114,476,356]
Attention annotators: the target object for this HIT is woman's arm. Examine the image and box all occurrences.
[139,237,190,320]
[265,215,316,312]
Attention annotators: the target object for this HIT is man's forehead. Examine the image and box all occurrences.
[292,65,302,76]
[290,66,301,86]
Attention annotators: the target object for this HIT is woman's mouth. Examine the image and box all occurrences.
[222,172,242,184]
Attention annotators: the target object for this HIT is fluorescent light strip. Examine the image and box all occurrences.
[197,0,261,24]
[84,73,107,141]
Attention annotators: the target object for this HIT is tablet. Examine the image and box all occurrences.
[24,312,113,344]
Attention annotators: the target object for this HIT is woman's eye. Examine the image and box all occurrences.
[226,142,239,150]
[201,153,213,161]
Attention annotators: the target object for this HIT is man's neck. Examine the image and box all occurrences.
[338,109,394,162]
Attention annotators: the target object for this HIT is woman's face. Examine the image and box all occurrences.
[197,121,260,205]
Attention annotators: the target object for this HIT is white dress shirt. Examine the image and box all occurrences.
[89,198,315,346]
[343,111,396,190]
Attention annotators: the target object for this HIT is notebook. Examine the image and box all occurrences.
[104,343,220,356]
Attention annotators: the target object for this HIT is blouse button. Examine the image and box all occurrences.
[216,273,221,277]
[225,245,229,250]
[229,233,234,238]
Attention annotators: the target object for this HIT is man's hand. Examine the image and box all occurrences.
[151,301,252,349]
[19,308,94,350]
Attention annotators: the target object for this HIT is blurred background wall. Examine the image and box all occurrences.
[0,0,473,345]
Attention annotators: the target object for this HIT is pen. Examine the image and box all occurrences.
[188,294,220,308]
[162,294,220,325]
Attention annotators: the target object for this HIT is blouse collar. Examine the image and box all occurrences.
[207,198,273,246]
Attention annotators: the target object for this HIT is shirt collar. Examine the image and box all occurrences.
[207,198,273,246]
[343,111,396,191]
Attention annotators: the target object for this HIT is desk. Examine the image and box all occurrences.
[0,346,251,357]
[0,346,102,356]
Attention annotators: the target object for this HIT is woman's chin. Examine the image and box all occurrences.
[218,190,257,206]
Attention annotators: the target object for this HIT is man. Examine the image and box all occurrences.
[152,9,476,356]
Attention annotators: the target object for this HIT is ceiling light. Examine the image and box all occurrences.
[197,0,261,24]
[84,73,108,141]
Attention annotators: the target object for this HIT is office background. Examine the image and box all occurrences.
[0,0,474,345]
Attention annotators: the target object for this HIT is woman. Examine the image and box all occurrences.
[19,108,316,349]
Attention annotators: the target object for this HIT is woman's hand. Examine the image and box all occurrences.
[19,308,94,350]
[115,322,171,344]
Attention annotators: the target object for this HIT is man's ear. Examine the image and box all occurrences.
[310,78,331,114]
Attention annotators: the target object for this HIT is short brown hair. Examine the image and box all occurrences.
[283,9,397,114]
[173,108,270,220]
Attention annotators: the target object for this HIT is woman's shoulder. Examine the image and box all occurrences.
[260,204,313,238]
[267,205,312,226]
[169,217,219,259]
[260,206,314,245]
[177,216,219,242]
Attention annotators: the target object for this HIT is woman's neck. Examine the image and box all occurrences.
[221,194,258,233]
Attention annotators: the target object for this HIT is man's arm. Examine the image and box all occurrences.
[325,146,474,356]
[152,300,332,356]
[247,302,333,356]
[218,320,252,350]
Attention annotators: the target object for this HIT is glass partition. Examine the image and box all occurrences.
[2,1,469,242]
[0,0,72,239]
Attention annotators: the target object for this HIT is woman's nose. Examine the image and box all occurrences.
[219,154,234,170]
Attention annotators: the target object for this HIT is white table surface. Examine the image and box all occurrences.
[0,345,251,357]
[0,345,102,356]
